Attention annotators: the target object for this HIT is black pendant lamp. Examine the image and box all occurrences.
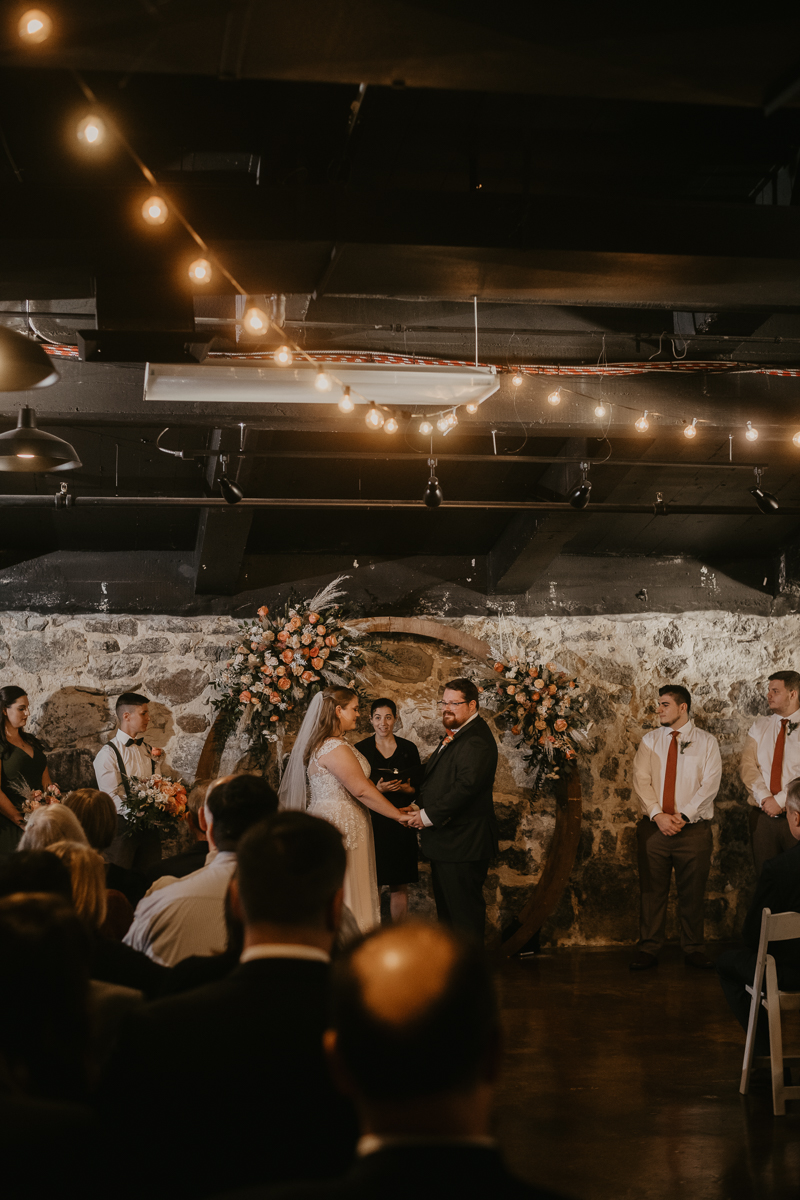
[0,326,59,390]
[0,407,81,472]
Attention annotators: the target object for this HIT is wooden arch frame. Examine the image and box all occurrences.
[197,615,582,957]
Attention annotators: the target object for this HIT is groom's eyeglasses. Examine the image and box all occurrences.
[438,701,468,707]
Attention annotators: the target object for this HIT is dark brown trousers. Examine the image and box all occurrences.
[748,806,796,878]
[636,817,712,956]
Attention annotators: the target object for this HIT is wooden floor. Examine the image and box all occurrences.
[493,946,800,1200]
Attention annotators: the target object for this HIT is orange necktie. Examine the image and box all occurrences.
[662,731,680,814]
[770,719,790,795]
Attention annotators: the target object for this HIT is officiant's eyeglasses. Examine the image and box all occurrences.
[439,700,468,707]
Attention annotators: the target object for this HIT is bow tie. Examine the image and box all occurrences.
[125,738,144,748]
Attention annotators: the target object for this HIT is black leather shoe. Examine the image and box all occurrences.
[629,951,658,971]
[684,951,715,969]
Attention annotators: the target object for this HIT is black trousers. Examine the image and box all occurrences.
[430,859,489,942]
[106,814,162,872]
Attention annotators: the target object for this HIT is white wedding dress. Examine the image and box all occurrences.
[307,737,380,933]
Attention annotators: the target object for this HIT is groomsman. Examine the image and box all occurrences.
[93,691,180,871]
[739,670,800,876]
[630,684,722,971]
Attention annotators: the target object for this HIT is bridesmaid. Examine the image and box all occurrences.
[356,697,421,921]
[0,685,53,857]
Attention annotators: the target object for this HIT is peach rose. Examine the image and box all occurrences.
[236,644,249,654]
[264,631,275,643]
[548,684,557,695]
[538,734,548,745]
[276,631,289,644]
[251,642,260,652]
[546,662,555,670]
[291,663,304,676]
[324,634,338,647]
[319,648,330,660]
[277,677,291,691]
[260,665,273,676]
[511,725,520,735]
[554,719,567,732]
[506,685,516,695]
[307,612,319,624]
[529,667,538,677]
[316,625,327,636]
[535,720,546,730]
[570,681,577,688]
[289,616,302,631]
[257,605,269,617]
[312,657,324,669]
[534,679,545,690]
[239,690,252,703]
[301,670,315,684]
[301,632,314,645]
[150,747,163,758]
[269,690,281,703]
[270,714,279,722]
[275,665,286,677]
[494,662,505,673]
[281,649,294,664]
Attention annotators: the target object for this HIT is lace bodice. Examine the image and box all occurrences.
[307,738,371,851]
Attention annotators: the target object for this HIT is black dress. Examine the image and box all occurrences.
[0,737,49,857]
[356,734,421,886]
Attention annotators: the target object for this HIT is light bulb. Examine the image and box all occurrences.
[77,115,106,146]
[338,387,354,414]
[511,371,524,387]
[19,9,51,42]
[436,415,450,433]
[745,422,758,442]
[188,258,212,284]
[683,419,698,439]
[419,419,433,435]
[141,195,168,225]
[793,432,800,448]
[366,404,384,429]
[547,388,561,406]
[273,345,293,365]
[594,403,606,418]
[242,306,268,334]
[314,368,332,392]
[466,402,479,414]
[635,412,649,432]
[384,416,399,434]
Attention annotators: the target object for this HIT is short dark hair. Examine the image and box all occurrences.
[115,692,148,717]
[769,671,800,695]
[443,678,479,707]
[237,813,346,927]
[659,684,691,713]
[63,789,117,851]
[786,777,800,816]
[370,697,396,718]
[205,774,279,852]
[0,850,72,901]
[331,923,499,1101]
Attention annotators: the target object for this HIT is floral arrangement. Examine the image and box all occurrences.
[121,774,189,837]
[19,781,62,817]
[484,657,589,789]
[213,576,368,748]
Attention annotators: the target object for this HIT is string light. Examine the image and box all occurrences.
[384,416,399,434]
[466,402,479,413]
[141,195,168,226]
[511,371,524,387]
[314,368,332,392]
[366,403,384,429]
[436,415,450,432]
[547,388,561,406]
[419,419,433,435]
[594,403,607,418]
[683,418,698,439]
[188,258,212,284]
[77,115,106,146]
[793,431,800,448]
[19,9,51,42]
[338,386,354,413]
[635,411,649,432]
[273,345,293,365]
[242,306,269,335]
[745,421,758,442]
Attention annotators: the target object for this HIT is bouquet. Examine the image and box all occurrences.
[121,774,189,837]
[19,781,62,818]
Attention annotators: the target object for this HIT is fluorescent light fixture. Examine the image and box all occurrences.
[144,362,499,408]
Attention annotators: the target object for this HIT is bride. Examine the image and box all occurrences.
[278,686,412,932]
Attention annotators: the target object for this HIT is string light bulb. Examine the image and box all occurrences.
[338,387,354,413]
[683,418,698,439]
[511,371,524,387]
[384,416,399,434]
[273,345,293,365]
[635,411,650,432]
[436,415,450,432]
[242,305,268,335]
[547,388,561,406]
[141,195,168,226]
[419,419,433,435]
[466,402,479,414]
[366,403,384,429]
[594,402,607,418]
[745,421,758,442]
[19,9,52,43]
[188,258,212,284]
[314,368,332,392]
[77,115,106,146]
[793,431,800,448]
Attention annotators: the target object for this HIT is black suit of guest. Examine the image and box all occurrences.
[717,838,800,1055]
[417,714,499,939]
[101,958,358,1199]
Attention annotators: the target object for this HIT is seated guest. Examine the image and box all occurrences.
[48,839,167,1000]
[103,812,357,1199]
[0,847,73,902]
[124,774,278,966]
[18,803,87,851]
[717,777,800,1058]
[143,777,213,889]
[47,838,133,939]
[251,922,569,1200]
[63,786,147,907]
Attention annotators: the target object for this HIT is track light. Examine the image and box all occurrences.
[0,406,80,472]
[273,345,293,365]
[635,411,649,432]
[366,403,384,429]
[242,305,269,335]
[749,467,778,514]
[188,258,212,284]
[547,388,561,406]
[384,416,398,433]
[511,371,524,387]
[793,431,800,448]
[683,418,698,439]
[419,419,433,435]
[567,461,592,510]
[745,421,758,442]
[314,368,332,392]
[338,387,354,414]
[423,458,443,508]
[141,196,168,225]
[19,9,52,43]
[218,456,243,505]
[77,115,105,146]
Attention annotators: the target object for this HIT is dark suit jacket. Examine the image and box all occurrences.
[417,715,499,862]
[742,837,800,971]
[224,1144,570,1200]
[101,957,357,1200]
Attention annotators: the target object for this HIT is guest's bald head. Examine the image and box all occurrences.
[331,921,499,1101]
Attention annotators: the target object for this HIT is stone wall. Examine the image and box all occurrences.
[1,608,793,946]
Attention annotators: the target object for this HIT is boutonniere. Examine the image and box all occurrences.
[788,721,800,737]
[146,745,164,763]
[679,741,692,755]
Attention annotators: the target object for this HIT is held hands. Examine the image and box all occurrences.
[761,795,783,818]
[654,812,685,836]
[398,803,425,830]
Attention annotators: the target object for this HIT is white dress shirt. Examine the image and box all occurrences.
[123,850,237,966]
[740,712,800,810]
[419,710,481,828]
[632,719,722,822]
[93,730,178,814]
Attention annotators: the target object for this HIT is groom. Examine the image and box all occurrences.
[406,678,499,941]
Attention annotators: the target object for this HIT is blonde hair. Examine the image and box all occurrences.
[18,805,88,852]
[304,687,357,766]
[47,840,107,930]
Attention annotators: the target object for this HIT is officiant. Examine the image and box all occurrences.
[93,691,181,872]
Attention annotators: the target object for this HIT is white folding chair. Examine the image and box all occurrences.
[740,907,800,1115]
